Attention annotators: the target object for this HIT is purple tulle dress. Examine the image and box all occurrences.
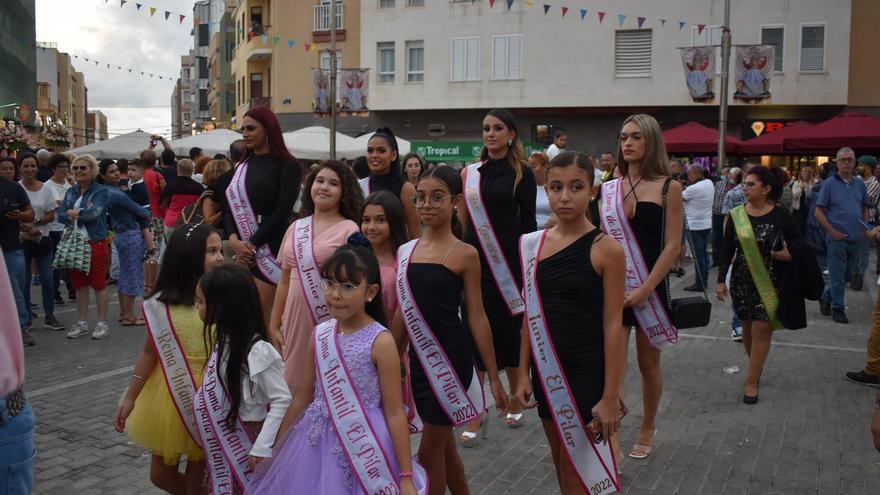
[252,321,427,494]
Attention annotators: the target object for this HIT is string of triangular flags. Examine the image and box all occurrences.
[483,0,707,34]
[102,0,189,26]
[35,44,177,81]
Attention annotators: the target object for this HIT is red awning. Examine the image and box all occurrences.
[782,112,880,154]
[738,121,813,155]
[661,121,742,154]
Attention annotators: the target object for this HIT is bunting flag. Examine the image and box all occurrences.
[135,3,142,10]
[579,9,587,20]
[288,39,295,48]
[164,11,171,20]
[697,24,706,34]
[101,0,188,28]
[679,21,687,30]
[543,4,550,15]
[561,6,569,17]
[526,1,534,6]
[149,7,156,16]
[618,14,626,26]
[506,0,514,10]
[120,0,127,6]
[597,11,606,24]
[304,43,312,52]
[489,0,496,7]
[638,16,646,28]
[273,36,281,47]
[179,14,186,24]
[659,18,667,26]
[261,33,268,45]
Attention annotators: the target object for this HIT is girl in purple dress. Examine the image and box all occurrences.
[252,235,427,494]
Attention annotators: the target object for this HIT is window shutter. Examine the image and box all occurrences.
[615,30,652,77]
[466,38,480,80]
[800,25,824,71]
[761,27,784,71]
[508,35,522,79]
[452,38,465,81]
[492,37,507,80]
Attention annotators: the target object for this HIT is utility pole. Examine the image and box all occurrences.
[717,0,731,171]
[329,0,338,160]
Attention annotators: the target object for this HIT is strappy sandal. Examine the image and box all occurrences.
[460,416,489,448]
[628,429,657,459]
[120,317,146,326]
[506,411,526,429]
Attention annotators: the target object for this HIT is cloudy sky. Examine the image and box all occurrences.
[35,0,196,138]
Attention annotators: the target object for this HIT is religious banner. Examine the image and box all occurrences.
[679,47,715,103]
[339,69,370,115]
[311,69,331,116]
[733,45,774,103]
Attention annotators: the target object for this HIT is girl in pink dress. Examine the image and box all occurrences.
[360,190,410,322]
[269,161,363,391]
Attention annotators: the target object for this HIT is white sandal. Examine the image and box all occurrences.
[459,417,489,448]
[506,411,526,429]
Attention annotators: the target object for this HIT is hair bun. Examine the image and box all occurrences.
[347,232,372,248]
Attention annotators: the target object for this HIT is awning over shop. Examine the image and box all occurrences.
[782,112,880,154]
[738,121,813,155]
[661,122,742,154]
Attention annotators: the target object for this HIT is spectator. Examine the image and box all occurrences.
[351,155,369,179]
[192,156,210,185]
[125,159,150,207]
[597,151,615,184]
[35,148,52,182]
[0,157,36,345]
[711,166,732,267]
[206,139,245,241]
[816,147,871,323]
[527,151,553,228]
[140,148,166,293]
[44,154,74,303]
[115,158,131,190]
[160,159,204,239]
[201,159,232,227]
[401,153,425,187]
[189,146,203,161]
[778,168,793,211]
[846,225,880,386]
[545,130,567,159]
[157,149,177,183]
[683,164,714,291]
[791,166,818,237]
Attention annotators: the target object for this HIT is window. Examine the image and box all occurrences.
[761,26,784,71]
[250,73,263,99]
[199,89,208,111]
[198,57,208,79]
[406,0,424,5]
[377,42,395,83]
[198,24,209,47]
[451,37,480,81]
[614,29,653,77]
[800,23,825,71]
[491,34,522,80]
[379,0,395,7]
[406,41,424,82]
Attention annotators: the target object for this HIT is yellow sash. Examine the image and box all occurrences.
[730,205,784,330]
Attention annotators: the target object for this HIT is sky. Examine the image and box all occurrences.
[35,0,197,138]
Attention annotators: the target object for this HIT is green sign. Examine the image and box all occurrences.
[412,140,543,162]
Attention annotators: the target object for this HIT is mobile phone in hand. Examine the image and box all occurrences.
[860,220,875,230]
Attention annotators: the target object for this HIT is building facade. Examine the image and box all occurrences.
[191,0,227,131]
[0,0,37,125]
[208,11,236,128]
[360,0,879,157]
[86,110,108,143]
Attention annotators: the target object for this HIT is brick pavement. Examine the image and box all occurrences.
[22,260,880,494]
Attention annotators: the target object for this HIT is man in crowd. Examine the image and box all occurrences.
[1,175,35,345]
[189,146,204,162]
[35,148,52,182]
[545,131,567,159]
[597,151,615,183]
[682,164,714,291]
[712,167,731,267]
[816,147,872,324]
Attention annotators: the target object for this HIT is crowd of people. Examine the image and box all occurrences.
[2,106,880,495]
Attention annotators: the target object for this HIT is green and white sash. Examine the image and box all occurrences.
[729,205,784,330]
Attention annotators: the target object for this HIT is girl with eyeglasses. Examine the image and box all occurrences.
[269,161,362,391]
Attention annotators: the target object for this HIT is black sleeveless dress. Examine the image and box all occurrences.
[366,170,406,201]
[622,202,671,328]
[532,230,606,420]
[407,263,475,426]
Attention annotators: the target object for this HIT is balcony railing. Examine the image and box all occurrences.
[313,4,344,32]
[250,97,271,110]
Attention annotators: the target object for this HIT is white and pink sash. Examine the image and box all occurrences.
[396,239,485,427]
[143,296,200,443]
[519,231,620,495]
[359,176,371,197]
[226,160,282,284]
[463,162,525,316]
[194,350,256,495]
[600,179,678,349]
[315,319,417,494]
[292,216,331,325]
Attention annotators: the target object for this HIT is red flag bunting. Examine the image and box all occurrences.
[179,14,185,24]
[597,11,606,24]
[697,24,706,34]
[561,6,568,17]
[489,0,495,7]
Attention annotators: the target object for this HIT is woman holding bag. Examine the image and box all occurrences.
[716,166,801,404]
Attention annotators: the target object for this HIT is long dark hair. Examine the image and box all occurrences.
[299,160,363,222]
[96,159,115,185]
[418,165,463,239]
[199,264,267,428]
[546,151,595,187]
[746,166,788,203]
[321,233,386,327]
[362,190,409,252]
[150,224,217,306]
[242,107,296,163]
[400,153,425,178]
[368,127,402,176]
[479,108,526,191]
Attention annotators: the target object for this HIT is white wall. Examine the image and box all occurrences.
[360,0,851,111]
[36,48,58,105]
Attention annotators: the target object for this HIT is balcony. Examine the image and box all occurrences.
[250,97,271,109]
[234,36,273,63]
[312,3,345,42]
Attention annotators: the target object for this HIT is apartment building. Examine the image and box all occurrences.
[0,0,36,124]
[86,110,108,143]
[191,0,228,130]
[37,47,89,148]
[208,11,237,127]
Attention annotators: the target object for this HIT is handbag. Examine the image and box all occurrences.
[177,190,210,226]
[23,236,53,257]
[661,179,712,329]
[52,222,92,273]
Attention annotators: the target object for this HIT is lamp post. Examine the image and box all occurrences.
[717,0,731,171]
[329,0,338,160]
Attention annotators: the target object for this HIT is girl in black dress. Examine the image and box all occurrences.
[224,107,302,334]
[459,109,537,442]
[608,114,683,460]
[391,166,508,495]
[716,166,800,404]
[364,128,421,238]
[514,152,626,494]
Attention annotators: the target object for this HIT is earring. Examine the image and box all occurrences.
[507,139,513,147]
[367,297,373,303]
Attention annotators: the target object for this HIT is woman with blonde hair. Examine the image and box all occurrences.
[200,159,232,227]
[600,114,683,460]
[791,165,817,235]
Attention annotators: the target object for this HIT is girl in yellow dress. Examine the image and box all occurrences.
[114,224,225,494]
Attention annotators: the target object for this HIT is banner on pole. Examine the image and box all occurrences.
[311,69,331,116]
[679,47,715,103]
[733,45,774,103]
[339,69,370,115]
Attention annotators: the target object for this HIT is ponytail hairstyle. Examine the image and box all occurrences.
[479,108,526,192]
[746,166,788,203]
[299,160,364,222]
[546,151,596,188]
[418,165,464,239]
[321,233,386,327]
[368,127,402,176]
[363,190,409,252]
[199,264,267,429]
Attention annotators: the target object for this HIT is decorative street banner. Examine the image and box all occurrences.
[679,47,715,103]
[339,69,369,115]
[311,69,331,116]
[413,141,544,162]
[734,45,774,103]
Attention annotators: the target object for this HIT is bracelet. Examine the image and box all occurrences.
[132,374,146,381]
[398,471,413,478]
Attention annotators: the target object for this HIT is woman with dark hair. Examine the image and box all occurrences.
[269,161,362,390]
[44,153,73,303]
[458,108,536,442]
[361,190,409,323]
[401,153,425,187]
[360,128,421,238]
[716,166,801,404]
[224,107,303,327]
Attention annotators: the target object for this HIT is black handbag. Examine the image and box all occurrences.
[661,179,712,329]
[22,236,53,257]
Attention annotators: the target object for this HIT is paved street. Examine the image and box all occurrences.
[22,259,880,494]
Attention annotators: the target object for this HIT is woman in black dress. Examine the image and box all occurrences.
[459,109,537,442]
[606,114,683,460]
[363,127,421,238]
[514,152,626,494]
[716,166,800,404]
[224,107,302,333]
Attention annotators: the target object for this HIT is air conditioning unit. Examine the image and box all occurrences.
[428,123,446,137]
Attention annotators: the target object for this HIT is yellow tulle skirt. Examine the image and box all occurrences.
[125,366,205,465]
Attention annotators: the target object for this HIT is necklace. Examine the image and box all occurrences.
[623,174,643,202]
